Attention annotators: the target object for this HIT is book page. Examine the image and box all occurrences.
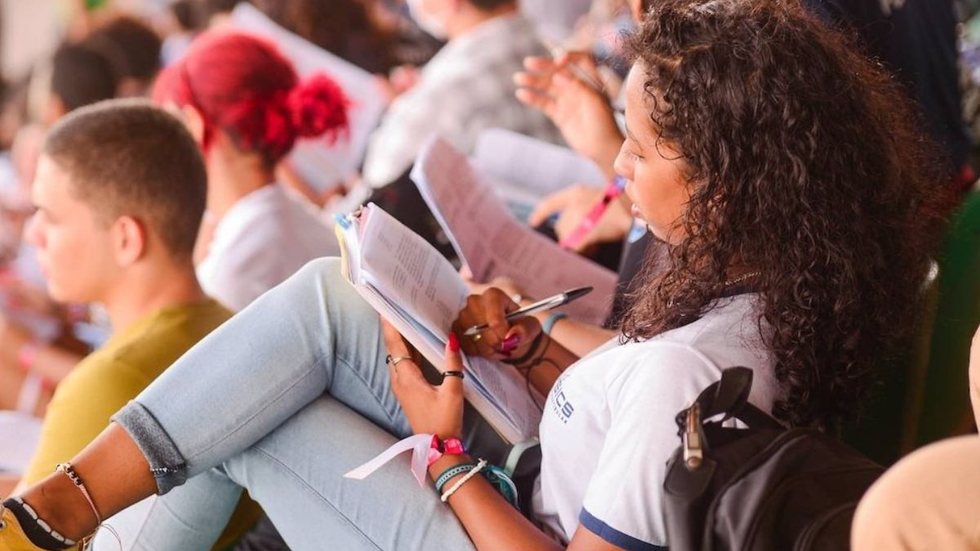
[412,137,617,325]
[230,4,386,192]
[358,207,469,344]
[335,205,542,442]
[472,128,607,205]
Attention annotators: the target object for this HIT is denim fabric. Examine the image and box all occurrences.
[107,258,506,550]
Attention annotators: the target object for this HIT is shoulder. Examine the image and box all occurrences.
[58,349,147,396]
[108,302,230,376]
[584,295,775,405]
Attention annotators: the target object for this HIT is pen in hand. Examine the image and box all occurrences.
[541,39,606,96]
[462,286,593,336]
[558,176,627,251]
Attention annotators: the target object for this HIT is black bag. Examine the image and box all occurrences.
[663,367,884,551]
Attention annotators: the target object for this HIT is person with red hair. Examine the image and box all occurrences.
[154,30,350,312]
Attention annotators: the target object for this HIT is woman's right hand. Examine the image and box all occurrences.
[452,287,542,361]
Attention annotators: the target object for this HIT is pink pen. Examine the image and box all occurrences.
[558,176,626,250]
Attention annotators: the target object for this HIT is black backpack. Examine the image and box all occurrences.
[663,367,884,550]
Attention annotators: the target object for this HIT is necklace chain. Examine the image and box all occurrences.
[723,271,761,287]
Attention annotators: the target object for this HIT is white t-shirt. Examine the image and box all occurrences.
[532,293,779,549]
[197,184,338,312]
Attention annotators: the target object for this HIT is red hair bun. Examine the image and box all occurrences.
[152,31,350,166]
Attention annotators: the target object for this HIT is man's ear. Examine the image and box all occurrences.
[44,96,68,127]
[112,215,147,266]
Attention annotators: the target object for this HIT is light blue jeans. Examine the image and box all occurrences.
[108,258,510,550]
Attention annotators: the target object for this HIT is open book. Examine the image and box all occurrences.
[335,204,542,444]
[411,136,619,326]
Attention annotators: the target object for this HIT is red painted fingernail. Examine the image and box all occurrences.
[448,332,460,353]
[498,334,521,354]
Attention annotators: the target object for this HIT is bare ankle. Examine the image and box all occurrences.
[20,471,99,542]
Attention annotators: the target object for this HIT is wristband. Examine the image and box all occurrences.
[433,460,519,507]
[542,312,568,335]
[433,435,465,455]
[427,435,466,467]
[434,462,479,493]
[440,459,487,502]
[483,463,519,508]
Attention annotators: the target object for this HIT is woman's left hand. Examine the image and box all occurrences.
[381,319,464,438]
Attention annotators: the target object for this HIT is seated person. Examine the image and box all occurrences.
[41,42,119,127]
[84,15,163,98]
[0,99,260,548]
[153,31,349,312]
[851,324,980,551]
[0,1,940,549]
[517,0,650,253]
[0,39,123,415]
[360,0,563,189]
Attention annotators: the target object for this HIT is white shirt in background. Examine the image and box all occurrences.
[532,293,779,549]
[361,13,563,188]
[197,184,338,312]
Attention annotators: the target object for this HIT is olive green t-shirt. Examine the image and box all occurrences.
[22,299,263,549]
[23,299,231,483]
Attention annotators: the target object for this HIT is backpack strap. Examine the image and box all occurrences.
[675,367,782,434]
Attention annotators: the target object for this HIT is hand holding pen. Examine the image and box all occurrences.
[462,287,592,336]
[558,177,627,250]
[452,286,592,359]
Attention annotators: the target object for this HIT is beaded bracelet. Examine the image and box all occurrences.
[434,462,479,494]
[433,460,520,508]
[440,459,487,502]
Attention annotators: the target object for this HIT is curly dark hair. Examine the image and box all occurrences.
[620,0,945,429]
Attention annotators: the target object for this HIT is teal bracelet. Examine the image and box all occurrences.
[542,312,568,335]
[434,463,479,494]
[483,464,519,508]
[433,461,520,508]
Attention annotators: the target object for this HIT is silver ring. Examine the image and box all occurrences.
[385,355,413,367]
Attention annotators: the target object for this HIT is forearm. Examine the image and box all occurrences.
[429,455,561,551]
[532,314,616,358]
[517,334,580,396]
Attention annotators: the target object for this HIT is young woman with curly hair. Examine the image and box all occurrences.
[0,0,940,549]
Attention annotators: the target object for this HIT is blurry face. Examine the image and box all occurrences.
[24,155,116,303]
[614,64,691,244]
